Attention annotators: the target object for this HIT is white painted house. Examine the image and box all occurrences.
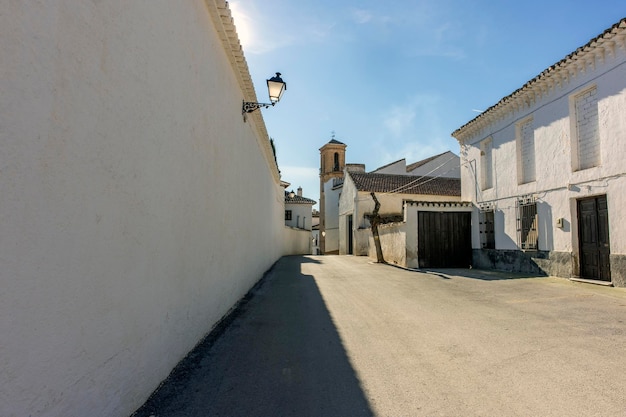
[452,18,626,287]
[0,2,289,416]
[284,187,316,231]
[338,170,463,266]
[320,139,462,257]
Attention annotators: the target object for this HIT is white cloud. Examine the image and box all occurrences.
[383,106,416,138]
[352,9,373,24]
[376,93,457,166]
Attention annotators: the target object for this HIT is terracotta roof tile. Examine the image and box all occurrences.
[285,192,316,204]
[349,172,460,196]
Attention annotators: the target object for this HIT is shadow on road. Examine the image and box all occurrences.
[131,256,374,417]
[421,268,546,281]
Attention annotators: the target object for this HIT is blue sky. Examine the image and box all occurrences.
[230,1,626,208]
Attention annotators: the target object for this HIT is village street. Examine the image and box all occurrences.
[133,255,626,417]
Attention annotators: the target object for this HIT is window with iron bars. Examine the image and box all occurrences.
[479,209,495,249]
[516,199,538,250]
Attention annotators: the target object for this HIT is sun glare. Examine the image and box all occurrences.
[229,2,252,51]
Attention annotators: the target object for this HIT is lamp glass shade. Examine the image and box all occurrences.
[267,73,286,103]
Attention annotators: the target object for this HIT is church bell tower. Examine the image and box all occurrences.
[319,137,346,254]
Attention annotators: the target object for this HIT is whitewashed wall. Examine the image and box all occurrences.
[456,30,626,281]
[372,159,408,175]
[460,50,626,252]
[284,203,314,230]
[338,174,358,255]
[323,180,342,253]
[0,2,284,416]
[372,152,460,178]
[339,173,461,256]
[283,227,313,255]
[411,151,460,178]
[367,223,407,265]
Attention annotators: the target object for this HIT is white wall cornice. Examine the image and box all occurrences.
[205,0,280,183]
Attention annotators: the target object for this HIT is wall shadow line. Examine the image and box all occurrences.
[131,256,374,417]
[420,267,547,281]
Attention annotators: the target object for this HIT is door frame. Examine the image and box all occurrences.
[576,195,611,282]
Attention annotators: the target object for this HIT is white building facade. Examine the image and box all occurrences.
[338,171,462,260]
[0,2,287,416]
[371,151,461,178]
[452,18,626,286]
[284,188,316,230]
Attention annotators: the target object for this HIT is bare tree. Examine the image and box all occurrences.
[370,192,386,264]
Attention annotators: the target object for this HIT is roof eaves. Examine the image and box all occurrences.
[205,0,280,182]
[452,17,626,142]
[349,172,460,196]
[371,158,405,173]
[406,152,447,172]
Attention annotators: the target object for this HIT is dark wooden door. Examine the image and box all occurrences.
[347,215,353,255]
[418,211,472,268]
[578,196,611,281]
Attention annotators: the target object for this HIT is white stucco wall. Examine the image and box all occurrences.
[323,180,342,253]
[338,174,358,255]
[411,151,461,178]
[367,223,407,265]
[283,227,313,255]
[339,174,462,256]
[372,159,408,175]
[285,203,313,230]
[373,153,461,178]
[0,2,284,416]
[458,42,626,255]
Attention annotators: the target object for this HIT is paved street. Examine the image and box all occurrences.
[133,255,626,417]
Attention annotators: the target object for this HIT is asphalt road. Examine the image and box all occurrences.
[132,255,626,417]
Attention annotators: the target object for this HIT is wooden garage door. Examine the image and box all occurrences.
[418,211,472,268]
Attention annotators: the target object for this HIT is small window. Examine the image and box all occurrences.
[571,86,600,171]
[516,199,538,250]
[517,118,536,184]
[333,152,340,171]
[479,209,495,249]
[480,138,493,190]
[285,210,292,221]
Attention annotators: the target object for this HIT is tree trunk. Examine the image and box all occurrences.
[370,192,386,264]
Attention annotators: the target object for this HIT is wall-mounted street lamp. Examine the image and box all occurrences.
[242,72,287,121]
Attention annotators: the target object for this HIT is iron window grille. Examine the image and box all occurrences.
[516,197,538,250]
[285,210,292,221]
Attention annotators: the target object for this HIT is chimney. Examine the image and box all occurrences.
[297,187,302,197]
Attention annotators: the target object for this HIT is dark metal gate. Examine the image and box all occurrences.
[418,211,472,268]
[578,195,611,281]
